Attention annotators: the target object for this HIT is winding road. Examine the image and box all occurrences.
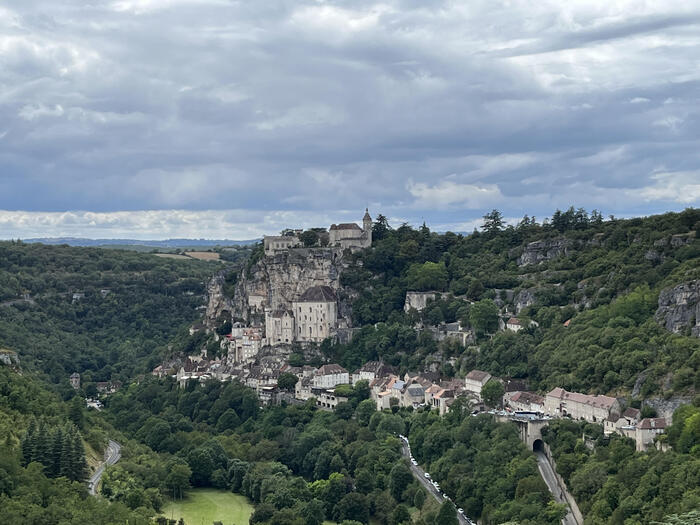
[88,440,121,495]
[399,437,472,525]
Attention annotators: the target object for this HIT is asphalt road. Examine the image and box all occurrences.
[399,438,472,525]
[535,450,578,525]
[88,440,121,495]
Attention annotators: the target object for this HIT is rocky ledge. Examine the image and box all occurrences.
[655,280,700,337]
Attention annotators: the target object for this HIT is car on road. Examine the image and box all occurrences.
[457,508,464,514]
[443,493,449,499]
[411,459,417,465]
[424,473,430,479]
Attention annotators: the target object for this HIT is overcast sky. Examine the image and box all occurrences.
[1,0,699,239]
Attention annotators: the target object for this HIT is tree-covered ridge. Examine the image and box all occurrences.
[0,366,150,524]
[0,241,218,383]
[541,405,700,524]
[331,208,700,396]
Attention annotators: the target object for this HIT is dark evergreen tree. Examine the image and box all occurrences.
[59,431,73,479]
[70,430,88,482]
[20,417,37,466]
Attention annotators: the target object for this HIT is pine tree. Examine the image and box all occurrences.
[70,430,88,482]
[49,426,65,477]
[35,420,50,467]
[59,431,73,478]
[21,417,38,466]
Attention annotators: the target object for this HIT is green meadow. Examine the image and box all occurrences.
[161,489,253,525]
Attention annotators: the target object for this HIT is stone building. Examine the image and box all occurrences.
[264,309,295,345]
[264,235,301,256]
[464,370,492,400]
[313,364,349,389]
[545,387,621,423]
[292,285,338,343]
[328,209,372,250]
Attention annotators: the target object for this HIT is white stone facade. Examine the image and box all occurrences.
[545,387,621,423]
[264,235,300,256]
[312,364,349,389]
[264,309,295,345]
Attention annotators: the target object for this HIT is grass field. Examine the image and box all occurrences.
[161,489,253,525]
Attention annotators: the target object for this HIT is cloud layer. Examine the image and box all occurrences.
[1,1,699,238]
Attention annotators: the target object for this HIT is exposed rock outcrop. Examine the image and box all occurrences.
[514,289,536,313]
[517,238,571,266]
[205,269,235,328]
[0,349,20,369]
[232,247,350,327]
[655,280,700,337]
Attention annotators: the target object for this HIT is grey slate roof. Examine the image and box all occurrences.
[298,285,337,302]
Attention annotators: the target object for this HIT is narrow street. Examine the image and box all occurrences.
[399,437,472,525]
[88,440,121,495]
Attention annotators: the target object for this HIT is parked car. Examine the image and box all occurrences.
[424,473,430,479]
[457,508,464,514]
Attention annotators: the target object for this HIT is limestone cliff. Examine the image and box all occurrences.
[205,269,235,327]
[517,238,571,266]
[655,280,700,337]
[231,247,352,327]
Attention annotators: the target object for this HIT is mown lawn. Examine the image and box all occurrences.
[161,489,253,525]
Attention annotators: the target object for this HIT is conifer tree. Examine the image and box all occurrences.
[21,417,38,466]
[49,426,65,477]
[35,420,50,466]
[59,431,74,479]
[70,431,88,482]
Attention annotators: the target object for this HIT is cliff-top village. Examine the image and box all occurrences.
[144,210,672,454]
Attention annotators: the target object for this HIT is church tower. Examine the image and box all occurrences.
[362,208,372,247]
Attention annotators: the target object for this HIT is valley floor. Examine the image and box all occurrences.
[161,489,254,525]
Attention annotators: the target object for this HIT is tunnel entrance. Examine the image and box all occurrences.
[533,439,544,452]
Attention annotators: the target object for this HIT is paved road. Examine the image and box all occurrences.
[535,450,578,525]
[88,440,121,495]
[399,438,472,525]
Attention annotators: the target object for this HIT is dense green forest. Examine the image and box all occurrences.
[0,366,151,524]
[101,376,563,525]
[0,241,218,384]
[328,208,700,397]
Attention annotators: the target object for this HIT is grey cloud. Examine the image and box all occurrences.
[0,1,698,237]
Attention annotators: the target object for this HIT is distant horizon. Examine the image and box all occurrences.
[0,205,694,242]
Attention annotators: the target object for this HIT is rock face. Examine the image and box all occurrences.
[205,269,235,327]
[0,349,20,368]
[655,280,700,337]
[514,289,536,313]
[232,247,350,327]
[517,238,571,266]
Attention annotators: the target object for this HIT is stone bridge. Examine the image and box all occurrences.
[495,413,551,450]
[495,413,584,525]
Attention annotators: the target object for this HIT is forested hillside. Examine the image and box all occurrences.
[101,376,564,525]
[0,241,218,384]
[330,208,700,397]
[0,366,149,524]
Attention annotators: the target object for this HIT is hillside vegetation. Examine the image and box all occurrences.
[331,208,700,397]
[0,241,218,384]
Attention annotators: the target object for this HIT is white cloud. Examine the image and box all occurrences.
[407,180,503,208]
[635,171,700,204]
[0,209,378,240]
